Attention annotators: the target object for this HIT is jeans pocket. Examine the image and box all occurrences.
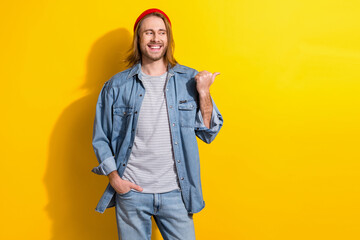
[117,189,132,196]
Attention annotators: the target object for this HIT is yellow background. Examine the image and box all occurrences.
[1,0,359,239]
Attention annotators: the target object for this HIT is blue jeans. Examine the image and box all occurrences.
[115,188,196,240]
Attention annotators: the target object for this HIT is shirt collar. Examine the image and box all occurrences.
[127,61,186,79]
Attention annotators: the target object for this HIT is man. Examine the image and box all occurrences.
[91,8,223,240]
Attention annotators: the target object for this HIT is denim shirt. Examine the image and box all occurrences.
[91,62,224,214]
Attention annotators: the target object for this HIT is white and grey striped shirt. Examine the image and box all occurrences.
[121,69,180,193]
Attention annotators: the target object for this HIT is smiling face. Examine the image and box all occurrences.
[138,15,168,64]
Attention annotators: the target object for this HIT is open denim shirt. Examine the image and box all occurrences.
[91,62,224,213]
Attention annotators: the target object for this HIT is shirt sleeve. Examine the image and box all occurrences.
[91,81,117,176]
[194,95,224,144]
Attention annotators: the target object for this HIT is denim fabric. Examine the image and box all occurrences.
[115,189,195,240]
[91,62,224,214]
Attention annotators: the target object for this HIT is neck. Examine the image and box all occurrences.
[141,58,168,76]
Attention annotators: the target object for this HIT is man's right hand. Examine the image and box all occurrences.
[108,170,143,194]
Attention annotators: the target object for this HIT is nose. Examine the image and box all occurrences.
[151,32,160,42]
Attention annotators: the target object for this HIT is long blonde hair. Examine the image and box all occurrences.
[124,12,177,68]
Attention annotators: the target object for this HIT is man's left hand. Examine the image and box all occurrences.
[194,70,220,95]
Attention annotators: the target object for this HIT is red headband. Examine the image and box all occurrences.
[133,8,171,32]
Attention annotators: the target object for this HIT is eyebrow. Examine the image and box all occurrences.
[143,28,167,32]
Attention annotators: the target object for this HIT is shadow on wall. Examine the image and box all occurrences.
[43,28,162,240]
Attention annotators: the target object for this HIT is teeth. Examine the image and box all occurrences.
[149,46,161,49]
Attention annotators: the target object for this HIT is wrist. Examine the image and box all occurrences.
[198,89,210,97]
[108,170,120,180]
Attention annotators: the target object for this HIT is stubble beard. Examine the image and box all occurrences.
[141,45,168,62]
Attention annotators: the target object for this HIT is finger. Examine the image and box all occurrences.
[213,72,220,77]
[131,183,143,192]
[211,72,220,82]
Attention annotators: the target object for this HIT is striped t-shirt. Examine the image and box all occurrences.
[121,69,180,193]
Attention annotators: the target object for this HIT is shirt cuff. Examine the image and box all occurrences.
[195,106,221,133]
[91,155,117,176]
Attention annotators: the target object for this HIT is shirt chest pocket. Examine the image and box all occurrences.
[113,106,133,134]
[178,100,197,128]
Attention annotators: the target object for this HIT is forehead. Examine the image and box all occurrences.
[140,15,166,31]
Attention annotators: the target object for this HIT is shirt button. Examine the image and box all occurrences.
[169,105,173,108]
[135,111,138,114]
[174,142,178,145]
[166,88,169,91]
[123,163,125,166]
[177,160,180,163]
[172,123,175,127]
[181,177,184,180]
[139,94,143,97]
